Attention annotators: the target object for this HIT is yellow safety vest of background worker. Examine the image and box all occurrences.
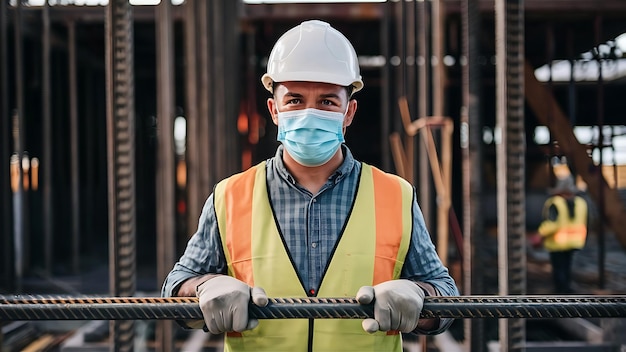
[538,177,588,252]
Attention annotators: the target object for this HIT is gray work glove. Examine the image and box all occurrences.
[356,279,425,333]
[196,275,268,334]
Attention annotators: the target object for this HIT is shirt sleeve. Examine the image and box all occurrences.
[161,194,227,298]
[401,189,460,335]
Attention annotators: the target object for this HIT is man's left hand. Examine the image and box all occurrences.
[356,279,425,333]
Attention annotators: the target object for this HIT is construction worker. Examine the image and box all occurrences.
[162,20,458,351]
[538,175,588,294]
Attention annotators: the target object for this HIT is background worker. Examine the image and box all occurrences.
[162,20,458,351]
[538,174,589,294]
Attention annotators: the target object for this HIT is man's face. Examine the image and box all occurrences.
[267,81,357,131]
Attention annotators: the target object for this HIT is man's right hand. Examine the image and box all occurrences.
[196,275,268,334]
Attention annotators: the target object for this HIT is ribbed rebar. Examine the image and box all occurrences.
[1,295,625,321]
[496,0,526,349]
[105,0,136,350]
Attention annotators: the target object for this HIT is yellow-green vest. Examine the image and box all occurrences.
[538,195,588,251]
[213,161,414,352]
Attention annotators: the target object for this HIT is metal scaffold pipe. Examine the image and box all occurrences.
[1,295,625,321]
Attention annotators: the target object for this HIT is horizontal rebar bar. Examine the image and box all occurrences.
[0,295,625,321]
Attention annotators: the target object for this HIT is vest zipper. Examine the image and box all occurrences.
[308,319,314,352]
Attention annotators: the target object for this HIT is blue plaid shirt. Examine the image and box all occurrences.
[162,145,458,332]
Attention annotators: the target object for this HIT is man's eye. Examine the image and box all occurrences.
[287,99,302,105]
[321,100,335,106]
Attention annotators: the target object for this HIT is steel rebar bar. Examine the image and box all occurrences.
[1,295,625,321]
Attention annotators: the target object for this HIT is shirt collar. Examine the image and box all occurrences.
[273,144,356,185]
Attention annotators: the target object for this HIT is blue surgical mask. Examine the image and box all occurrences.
[277,108,346,167]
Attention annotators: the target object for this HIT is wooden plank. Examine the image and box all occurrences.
[22,334,55,352]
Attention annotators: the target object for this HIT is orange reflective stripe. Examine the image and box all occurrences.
[224,166,259,287]
[554,224,587,247]
[371,167,403,285]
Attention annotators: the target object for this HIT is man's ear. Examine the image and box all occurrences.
[267,98,278,125]
[343,99,357,128]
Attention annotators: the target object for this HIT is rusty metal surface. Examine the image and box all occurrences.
[155,1,176,350]
[461,0,486,348]
[105,0,136,350]
[496,0,527,350]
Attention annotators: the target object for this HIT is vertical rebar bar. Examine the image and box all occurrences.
[431,0,450,266]
[405,0,416,113]
[412,0,420,168]
[68,20,81,276]
[155,0,176,350]
[106,0,136,350]
[0,0,14,293]
[432,0,445,118]
[461,0,485,350]
[83,61,96,271]
[566,28,577,127]
[398,0,413,185]
[212,1,227,180]
[381,1,391,171]
[400,0,407,99]
[12,111,24,293]
[184,0,200,236]
[418,0,432,229]
[13,0,25,293]
[595,15,606,290]
[196,0,212,202]
[212,0,240,180]
[496,0,526,350]
[42,0,53,278]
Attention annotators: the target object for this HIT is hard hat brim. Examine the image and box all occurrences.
[261,73,363,94]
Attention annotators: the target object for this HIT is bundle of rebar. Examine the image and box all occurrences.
[1,295,625,321]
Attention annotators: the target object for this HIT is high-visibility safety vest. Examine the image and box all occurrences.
[213,161,414,352]
[538,195,588,252]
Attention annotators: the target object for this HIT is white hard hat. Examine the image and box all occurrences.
[261,20,364,94]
